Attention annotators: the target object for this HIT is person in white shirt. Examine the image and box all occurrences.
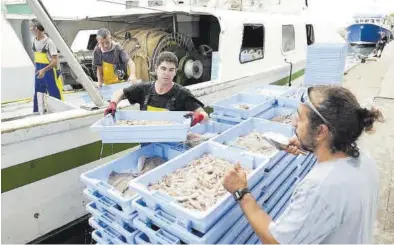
[223,85,384,244]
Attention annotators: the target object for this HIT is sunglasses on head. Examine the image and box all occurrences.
[300,87,335,131]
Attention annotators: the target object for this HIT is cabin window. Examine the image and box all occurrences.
[239,24,265,64]
[87,34,98,50]
[306,24,315,46]
[282,25,295,52]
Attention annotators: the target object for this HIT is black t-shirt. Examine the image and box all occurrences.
[123,82,204,111]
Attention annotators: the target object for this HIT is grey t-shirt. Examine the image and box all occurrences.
[92,42,129,67]
[269,151,379,244]
[33,36,59,68]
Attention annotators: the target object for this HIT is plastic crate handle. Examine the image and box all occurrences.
[103,228,124,244]
[135,232,151,245]
[100,211,116,226]
[152,208,192,231]
[97,196,118,214]
[96,181,117,193]
[155,229,181,244]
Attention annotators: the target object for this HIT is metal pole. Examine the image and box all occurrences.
[27,0,106,107]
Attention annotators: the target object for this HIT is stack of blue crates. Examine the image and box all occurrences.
[304,43,348,86]
[82,85,317,244]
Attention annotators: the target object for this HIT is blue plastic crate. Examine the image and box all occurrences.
[212,118,294,160]
[279,87,306,100]
[84,189,137,226]
[304,43,348,86]
[83,82,131,103]
[86,199,137,228]
[128,142,269,233]
[210,112,245,125]
[165,120,234,150]
[89,217,126,244]
[246,233,259,244]
[212,93,274,119]
[132,176,269,244]
[81,143,183,214]
[91,230,112,244]
[90,111,191,143]
[244,85,295,98]
[87,202,139,244]
[135,232,152,245]
[133,218,184,244]
[255,106,296,125]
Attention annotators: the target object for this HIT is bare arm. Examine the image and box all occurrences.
[239,194,279,244]
[110,88,126,105]
[43,55,58,71]
[127,59,137,84]
[96,66,104,87]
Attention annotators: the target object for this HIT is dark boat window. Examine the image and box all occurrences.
[239,24,265,64]
[306,24,315,46]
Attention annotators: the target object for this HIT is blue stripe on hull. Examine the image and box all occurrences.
[346,23,391,44]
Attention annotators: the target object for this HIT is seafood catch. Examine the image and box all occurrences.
[108,156,165,197]
[232,104,251,110]
[186,132,219,147]
[148,154,251,211]
[115,120,175,126]
[231,131,279,156]
[271,114,293,124]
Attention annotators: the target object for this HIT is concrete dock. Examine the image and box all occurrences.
[344,43,394,244]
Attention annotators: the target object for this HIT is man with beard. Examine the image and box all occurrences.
[223,85,383,243]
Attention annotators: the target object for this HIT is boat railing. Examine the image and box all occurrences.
[125,0,306,12]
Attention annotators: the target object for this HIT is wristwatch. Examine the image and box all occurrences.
[233,187,250,201]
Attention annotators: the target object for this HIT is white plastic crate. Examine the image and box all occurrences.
[131,173,268,244]
[165,120,234,151]
[83,83,131,103]
[133,218,184,244]
[135,232,152,244]
[244,85,295,98]
[91,230,112,244]
[129,141,269,233]
[89,217,126,244]
[87,202,139,244]
[90,111,191,143]
[81,143,183,214]
[212,93,274,119]
[212,118,294,160]
[304,43,348,86]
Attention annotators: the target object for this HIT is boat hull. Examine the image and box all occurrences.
[346,23,392,45]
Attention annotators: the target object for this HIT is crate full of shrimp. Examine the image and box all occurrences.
[128,141,269,233]
[212,118,294,161]
[211,92,275,120]
[131,168,271,244]
[80,143,184,214]
[90,111,191,143]
[254,99,298,125]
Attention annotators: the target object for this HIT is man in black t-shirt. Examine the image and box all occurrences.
[104,51,208,126]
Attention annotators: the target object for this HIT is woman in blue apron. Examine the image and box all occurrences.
[30,19,63,112]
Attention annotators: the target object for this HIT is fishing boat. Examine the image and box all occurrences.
[346,12,393,45]
[2,0,316,243]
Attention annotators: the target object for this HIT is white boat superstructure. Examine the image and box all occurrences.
[1,0,316,243]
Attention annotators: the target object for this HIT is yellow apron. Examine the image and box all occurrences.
[102,61,131,85]
[33,51,64,112]
[147,105,168,112]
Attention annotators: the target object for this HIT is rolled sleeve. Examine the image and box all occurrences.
[47,39,58,56]
[269,180,337,244]
[93,47,102,66]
